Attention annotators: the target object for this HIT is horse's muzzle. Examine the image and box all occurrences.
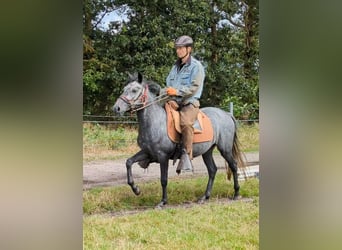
[113,105,123,117]
[113,102,127,116]
[113,104,120,114]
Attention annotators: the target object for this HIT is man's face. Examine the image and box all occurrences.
[176,46,190,59]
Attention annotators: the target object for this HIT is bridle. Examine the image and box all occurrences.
[119,84,169,113]
[119,84,148,109]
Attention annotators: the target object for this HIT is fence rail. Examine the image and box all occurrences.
[82,115,258,125]
[84,102,259,124]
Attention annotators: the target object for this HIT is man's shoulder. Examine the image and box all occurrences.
[190,56,202,65]
[190,56,204,71]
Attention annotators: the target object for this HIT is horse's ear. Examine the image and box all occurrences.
[138,72,143,83]
[126,72,134,81]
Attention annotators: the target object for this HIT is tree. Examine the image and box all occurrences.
[219,0,259,118]
[82,0,259,119]
[83,0,127,114]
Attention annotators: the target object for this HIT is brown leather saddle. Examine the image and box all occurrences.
[165,101,214,143]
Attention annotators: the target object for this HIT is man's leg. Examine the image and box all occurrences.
[179,104,199,171]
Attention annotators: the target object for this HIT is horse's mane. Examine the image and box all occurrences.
[126,72,161,97]
[145,80,161,96]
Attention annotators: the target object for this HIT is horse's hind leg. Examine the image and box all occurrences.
[221,152,241,200]
[198,147,217,203]
[126,150,149,195]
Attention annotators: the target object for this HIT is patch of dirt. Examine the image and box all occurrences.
[83,152,259,214]
[83,152,259,190]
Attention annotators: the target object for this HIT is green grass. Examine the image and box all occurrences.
[84,199,259,250]
[84,175,259,249]
[83,123,140,162]
[83,123,259,249]
[83,173,258,215]
[238,123,259,152]
[83,123,138,150]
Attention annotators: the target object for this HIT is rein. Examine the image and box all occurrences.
[120,84,170,113]
[131,93,169,112]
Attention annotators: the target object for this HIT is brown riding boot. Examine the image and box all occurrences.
[176,103,198,174]
[180,125,194,172]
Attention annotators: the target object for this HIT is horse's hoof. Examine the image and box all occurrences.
[232,194,242,200]
[133,186,141,196]
[197,199,205,204]
[154,201,167,209]
[197,196,208,204]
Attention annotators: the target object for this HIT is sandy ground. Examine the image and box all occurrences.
[83,152,259,190]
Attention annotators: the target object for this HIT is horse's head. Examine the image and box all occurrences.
[113,72,162,115]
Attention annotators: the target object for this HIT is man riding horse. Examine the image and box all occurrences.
[165,35,205,172]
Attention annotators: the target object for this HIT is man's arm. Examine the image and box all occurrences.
[177,64,204,98]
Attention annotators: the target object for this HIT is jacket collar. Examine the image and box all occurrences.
[175,55,192,68]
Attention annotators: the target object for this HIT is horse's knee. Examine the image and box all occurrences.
[126,158,134,168]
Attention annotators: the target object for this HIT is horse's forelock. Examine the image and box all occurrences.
[126,72,139,83]
[125,73,161,96]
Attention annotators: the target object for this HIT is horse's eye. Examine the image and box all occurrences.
[132,89,137,93]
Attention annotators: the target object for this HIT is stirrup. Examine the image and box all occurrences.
[176,152,193,174]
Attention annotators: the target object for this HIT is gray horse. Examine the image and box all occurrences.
[113,73,245,208]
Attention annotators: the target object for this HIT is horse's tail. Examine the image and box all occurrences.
[226,117,247,181]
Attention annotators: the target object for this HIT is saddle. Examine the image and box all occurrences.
[165,101,214,143]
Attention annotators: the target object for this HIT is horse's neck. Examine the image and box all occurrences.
[136,95,165,129]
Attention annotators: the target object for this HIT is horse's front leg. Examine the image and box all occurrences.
[155,157,169,208]
[126,150,149,195]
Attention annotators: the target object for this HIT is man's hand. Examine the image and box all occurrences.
[166,87,177,96]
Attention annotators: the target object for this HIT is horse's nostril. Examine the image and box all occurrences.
[113,105,120,113]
